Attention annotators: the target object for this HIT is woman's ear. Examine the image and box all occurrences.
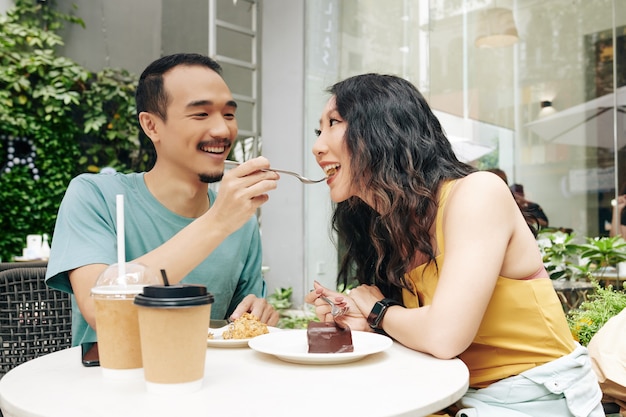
[138,112,159,143]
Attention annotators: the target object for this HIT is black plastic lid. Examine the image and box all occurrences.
[134,284,214,308]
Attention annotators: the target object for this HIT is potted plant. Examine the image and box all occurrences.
[267,287,318,329]
[537,229,586,281]
[577,236,626,281]
[568,281,626,346]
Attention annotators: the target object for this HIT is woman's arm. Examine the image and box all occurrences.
[350,172,537,359]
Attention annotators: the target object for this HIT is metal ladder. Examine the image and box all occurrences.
[208,0,260,161]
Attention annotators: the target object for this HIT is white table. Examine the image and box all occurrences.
[0,337,469,417]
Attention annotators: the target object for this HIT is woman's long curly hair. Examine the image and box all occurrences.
[330,74,475,301]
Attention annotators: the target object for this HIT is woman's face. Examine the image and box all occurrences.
[312,96,356,203]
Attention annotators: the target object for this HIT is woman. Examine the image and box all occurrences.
[305,73,603,416]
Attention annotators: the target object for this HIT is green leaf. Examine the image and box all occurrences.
[0,0,144,261]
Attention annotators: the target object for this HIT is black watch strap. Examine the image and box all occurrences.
[367,298,400,331]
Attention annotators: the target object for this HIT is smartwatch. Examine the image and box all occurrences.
[367,298,401,332]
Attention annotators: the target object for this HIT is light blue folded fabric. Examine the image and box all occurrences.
[455,345,604,417]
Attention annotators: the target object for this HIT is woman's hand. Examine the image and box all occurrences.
[304,281,370,331]
[346,284,386,318]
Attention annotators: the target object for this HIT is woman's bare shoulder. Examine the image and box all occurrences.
[443,172,518,233]
[452,171,512,199]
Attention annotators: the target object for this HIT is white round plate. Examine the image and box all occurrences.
[248,329,392,364]
[207,326,280,348]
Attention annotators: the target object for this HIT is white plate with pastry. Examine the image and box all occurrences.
[207,313,280,348]
[207,325,281,348]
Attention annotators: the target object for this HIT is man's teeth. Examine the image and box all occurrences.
[201,146,227,153]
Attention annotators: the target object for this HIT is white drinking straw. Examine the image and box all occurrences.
[116,194,126,279]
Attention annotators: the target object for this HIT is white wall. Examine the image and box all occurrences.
[56,0,162,74]
[259,0,308,307]
[303,0,341,296]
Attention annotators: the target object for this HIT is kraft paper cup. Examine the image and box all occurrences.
[91,263,160,379]
[134,284,214,394]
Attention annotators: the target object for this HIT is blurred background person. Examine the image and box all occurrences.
[485,168,509,185]
[511,183,549,228]
[609,183,626,239]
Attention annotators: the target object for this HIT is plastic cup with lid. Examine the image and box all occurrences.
[91,262,160,379]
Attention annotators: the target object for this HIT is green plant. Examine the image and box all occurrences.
[0,1,145,261]
[267,287,318,329]
[537,231,626,282]
[267,287,293,311]
[277,311,319,329]
[568,281,626,346]
[537,230,584,280]
[577,236,626,277]
[80,68,146,172]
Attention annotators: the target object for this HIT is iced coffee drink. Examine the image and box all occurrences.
[91,263,160,379]
[93,286,144,370]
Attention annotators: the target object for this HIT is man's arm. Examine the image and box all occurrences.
[62,158,279,331]
[69,264,108,330]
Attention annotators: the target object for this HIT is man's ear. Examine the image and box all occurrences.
[138,112,159,144]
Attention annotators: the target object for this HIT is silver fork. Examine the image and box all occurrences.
[320,295,348,317]
[224,160,326,184]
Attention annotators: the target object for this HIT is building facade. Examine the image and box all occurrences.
[41,0,626,306]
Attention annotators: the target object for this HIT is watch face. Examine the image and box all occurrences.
[367,301,386,328]
[368,299,401,329]
[371,301,385,316]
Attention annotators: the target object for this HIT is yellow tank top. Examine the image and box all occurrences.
[402,180,574,388]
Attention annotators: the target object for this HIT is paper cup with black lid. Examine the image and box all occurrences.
[134,284,213,393]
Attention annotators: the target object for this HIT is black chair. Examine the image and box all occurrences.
[0,267,72,378]
[0,260,48,272]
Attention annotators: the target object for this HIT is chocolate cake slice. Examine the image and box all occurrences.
[307,322,354,353]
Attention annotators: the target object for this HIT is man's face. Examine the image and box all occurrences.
[152,65,238,183]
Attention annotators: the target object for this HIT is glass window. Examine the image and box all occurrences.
[306,0,623,236]
[305,0,625,287]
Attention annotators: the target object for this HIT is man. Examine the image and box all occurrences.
[46,53,279,346]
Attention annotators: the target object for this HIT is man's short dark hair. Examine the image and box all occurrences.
[135,53,223,122]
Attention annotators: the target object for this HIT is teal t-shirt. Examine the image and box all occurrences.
[45,172,265,346]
